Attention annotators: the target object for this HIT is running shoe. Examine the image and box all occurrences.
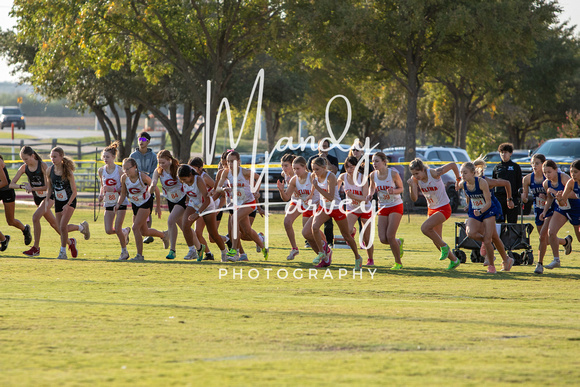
[196,244,206,259]
[534,262,544,275]
[447,259,460,270]
[313,251,325,265]
[366,258,374,266]
[238,253,249,262]
[204,252,215,261]
[256,232,265,253]
[545,259,561,269]
[166,250,176,260]
[354,256,362,270]
[501,257,515,272]
[57,250,68,260]
[287,248,299,261]
[68,238,78,258]
[129,254,144,261]
[80,221,90,240]
[564,235,573,255]
[0,235,10,252]
[143,236,154,244]
[23,224,32,245]
[123,227,131,245]
[226,248,238,262]
[487,265,497,273]
[262,247,269,261]
[221,250,228,262]
[162,231,170,249]
[118,251,130,261]
[439,244,450,261]
[304,240,310,248]
[184,249,199,261]
[398,238,404,258]
[483,256,496,267]
[23,245,39,257]
[390,263,403,270]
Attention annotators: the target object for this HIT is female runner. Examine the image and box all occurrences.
[0,154,31,246]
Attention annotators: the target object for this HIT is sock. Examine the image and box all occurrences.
[122,247,128,253]
[554,256,560,261]
[221,249,227,254]
[78,223,84,233]
[60,246,66,253]
[189,245,195,251]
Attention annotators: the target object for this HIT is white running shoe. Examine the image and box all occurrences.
[161,231,170,249]
[57,250,68,260]
[123,227,131,245]
[545,259,561,269]
[129,254,144,261]
[287,248,299,261]
[80,221,90,240]
[238,253,249,262]
[221,250,228,262]
[534,263,544,274]
[118,251,130,261]
[184,248,199,261]
[256,232,265,253]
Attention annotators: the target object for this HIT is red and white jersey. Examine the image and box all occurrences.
[315,171,341,210]
[159,170,185,203]
[292,172,318,208]
[342,173,371,213]
[227,167,254,205]
[102,164,129,207]
[417,168,449,209]
[125,173,150,206]
[183,175,215,212]
[374,169,403,209]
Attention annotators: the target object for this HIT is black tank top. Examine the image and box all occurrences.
[0,165,11,192]
[25,163,46,199]
[50,166,73,200]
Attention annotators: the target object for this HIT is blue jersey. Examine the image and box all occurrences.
[464,177,500,221]
[530,172,553,226]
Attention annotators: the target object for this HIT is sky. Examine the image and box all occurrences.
[1,0,580,83]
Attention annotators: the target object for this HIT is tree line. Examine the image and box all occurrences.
[0,0,579,162]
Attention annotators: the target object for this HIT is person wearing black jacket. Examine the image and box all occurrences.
[492,143,522,223]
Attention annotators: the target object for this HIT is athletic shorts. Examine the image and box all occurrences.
[0,189,16,203]
[288,202,314,218]
[34,194,46,206]
[131,195,154,216]
[428,203,452,220]
[468,202,500,222]
[349,210,372,220]
[216,210,224,222]
[106,204,127,212]
[534,206,553,226]
[555,206,580,226]
[378,203,404,217]
[316,205,347,221]
[55,198,77,213]
[167,195,187,213]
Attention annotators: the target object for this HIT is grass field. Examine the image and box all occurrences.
[1,206,579,386]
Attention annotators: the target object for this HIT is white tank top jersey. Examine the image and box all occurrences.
[374,169,403,209]
[159,170,185,203]
[124,173,150,206]
[201,171,213,189]
[183,175,216,212]
[315,171,341,210]
[227,166,254,205]
[102,164,129,207]
[342,173,372,213]
[417,168,450,209]
[293,172,316,208]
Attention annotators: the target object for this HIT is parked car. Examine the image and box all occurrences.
[519,138,580,176]
[482,150,529,178]
[0,106,26,130]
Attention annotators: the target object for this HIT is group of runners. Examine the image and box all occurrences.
[0,138,578,274]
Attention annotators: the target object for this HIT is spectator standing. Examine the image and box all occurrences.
[492,143,522,223]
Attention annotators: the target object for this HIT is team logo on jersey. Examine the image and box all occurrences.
[105,178,117,186]
[165,179,178,186]
[128,187,142,194]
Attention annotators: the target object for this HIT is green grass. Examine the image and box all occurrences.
[1,206,579,386]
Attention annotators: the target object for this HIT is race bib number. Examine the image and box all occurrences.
[169,191,181,200]
[379,191,391,202]
[559,199,571,210]
[426,197,434,205]
[131,194,143,203]
[471,198,485,210]
[535,197,546,208]
[36,190,46,198]
[55,189,68,202]
[105,192,119,205]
